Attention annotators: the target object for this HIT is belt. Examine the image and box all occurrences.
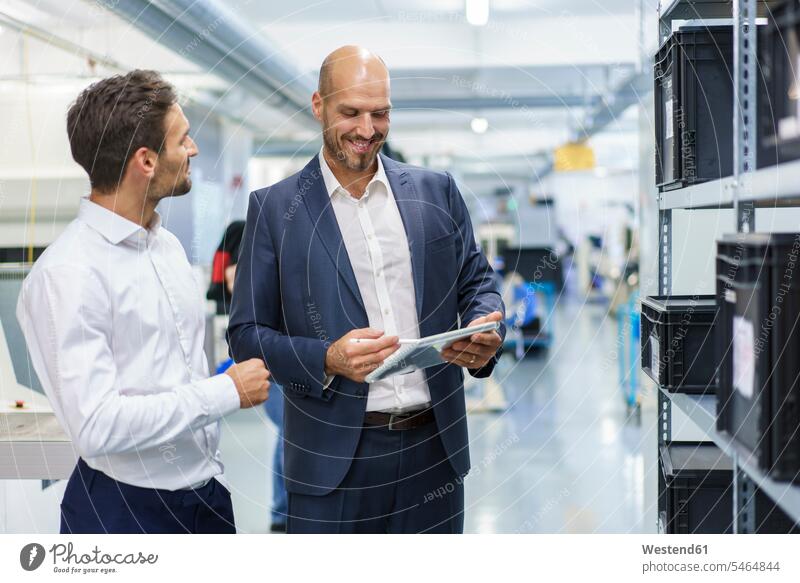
[364,407,435,431]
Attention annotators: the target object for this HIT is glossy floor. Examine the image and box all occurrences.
[219,299,658,533]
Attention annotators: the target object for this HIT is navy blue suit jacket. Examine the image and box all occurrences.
[227,154,504,496]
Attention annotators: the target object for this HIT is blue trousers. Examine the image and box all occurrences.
[287,420,465,534]
[263,384,287,525]
[60,459,236,534]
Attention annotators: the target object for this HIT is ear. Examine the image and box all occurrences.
[128,146,157,180]
[311,91,323,122]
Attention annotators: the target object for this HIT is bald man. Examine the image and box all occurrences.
[228,46,505,534]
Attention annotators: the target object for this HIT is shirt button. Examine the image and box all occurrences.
[384,308,390,315]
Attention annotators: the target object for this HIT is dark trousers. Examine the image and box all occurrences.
[60,458,236,534]
[287,421,465,534]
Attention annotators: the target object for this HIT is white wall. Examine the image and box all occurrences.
[0,84,89,247]
[0,89,254,264]
[541,170,637,247]
[0,480,66,534]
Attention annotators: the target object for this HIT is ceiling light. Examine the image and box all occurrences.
[471,117,489,134]
[465,0,489,27]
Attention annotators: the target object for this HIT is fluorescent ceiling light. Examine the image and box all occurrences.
[465,0,489,26]
[0,1,51,24]
[471,117,489,134]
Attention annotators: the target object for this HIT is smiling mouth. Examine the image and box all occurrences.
[346,138,377,154]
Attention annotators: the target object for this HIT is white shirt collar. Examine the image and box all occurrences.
[78,196,161,245]
[318,148,389,199]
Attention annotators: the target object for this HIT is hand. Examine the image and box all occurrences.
[225,358,270,408]
[224,264,236,294]
[441,311,503,369]
[325,328,400,383]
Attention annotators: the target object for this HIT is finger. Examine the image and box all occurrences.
[352,358,381,372]
[373,343,400,361]
[446,342,488,358]
[352,328,385,339]
[441,347,484,363]
[440,352,461,365]
[444,344,492,361]
[468,311,503,328]
[468,345,497,359]
[444,352,485,368]
[363,335,400,354]
[469,331,502,346]
[357,343,401,368]
[346,338,382,356]
[449,341,480,352]
[349,335,399,356]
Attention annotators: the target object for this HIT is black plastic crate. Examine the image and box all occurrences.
[716,233,800,482]
[655,26,734,192]
[759,0,800,166]
[503,246,563,289]
[641,295,718,394]
[659,442,799,533]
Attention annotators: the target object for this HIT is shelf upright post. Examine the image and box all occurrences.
[731,0,759,534]
[735,466,758,533]
[657,207,673,451]
[655,209,673,532]
[733,0,758,233]
[655,0,675,535]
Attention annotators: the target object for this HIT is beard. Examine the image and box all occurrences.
[171,175,192,196]
[152,158,192,199]
[322,122,385,172]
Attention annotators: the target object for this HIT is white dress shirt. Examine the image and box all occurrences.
[16,198,240,491]
[319,151,432,412]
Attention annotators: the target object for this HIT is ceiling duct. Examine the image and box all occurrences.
[104,0,317,127]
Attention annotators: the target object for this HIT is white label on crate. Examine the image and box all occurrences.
[665,98,674,141]
[650,334,661,382]
[733,315,755,400]
[796,54,800,128]
[778,116,800,142]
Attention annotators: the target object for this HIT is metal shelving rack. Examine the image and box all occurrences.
[655,0,800,533]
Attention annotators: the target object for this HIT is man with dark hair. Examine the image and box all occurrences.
[17,70,270,534]
[228,47,504,533]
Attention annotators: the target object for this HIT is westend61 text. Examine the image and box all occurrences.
[642,544,708,555]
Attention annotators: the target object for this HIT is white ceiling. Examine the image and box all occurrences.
[0,0,651,179]
[230,0,641,23]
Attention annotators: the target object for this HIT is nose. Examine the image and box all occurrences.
[355,113,374,138]
[187,136,199,157]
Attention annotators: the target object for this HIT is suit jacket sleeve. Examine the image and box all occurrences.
[446,172,506,378]
[227,191,332,400]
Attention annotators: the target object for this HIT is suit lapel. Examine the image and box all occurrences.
[300,157,365,310]
[383,155,426,321]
